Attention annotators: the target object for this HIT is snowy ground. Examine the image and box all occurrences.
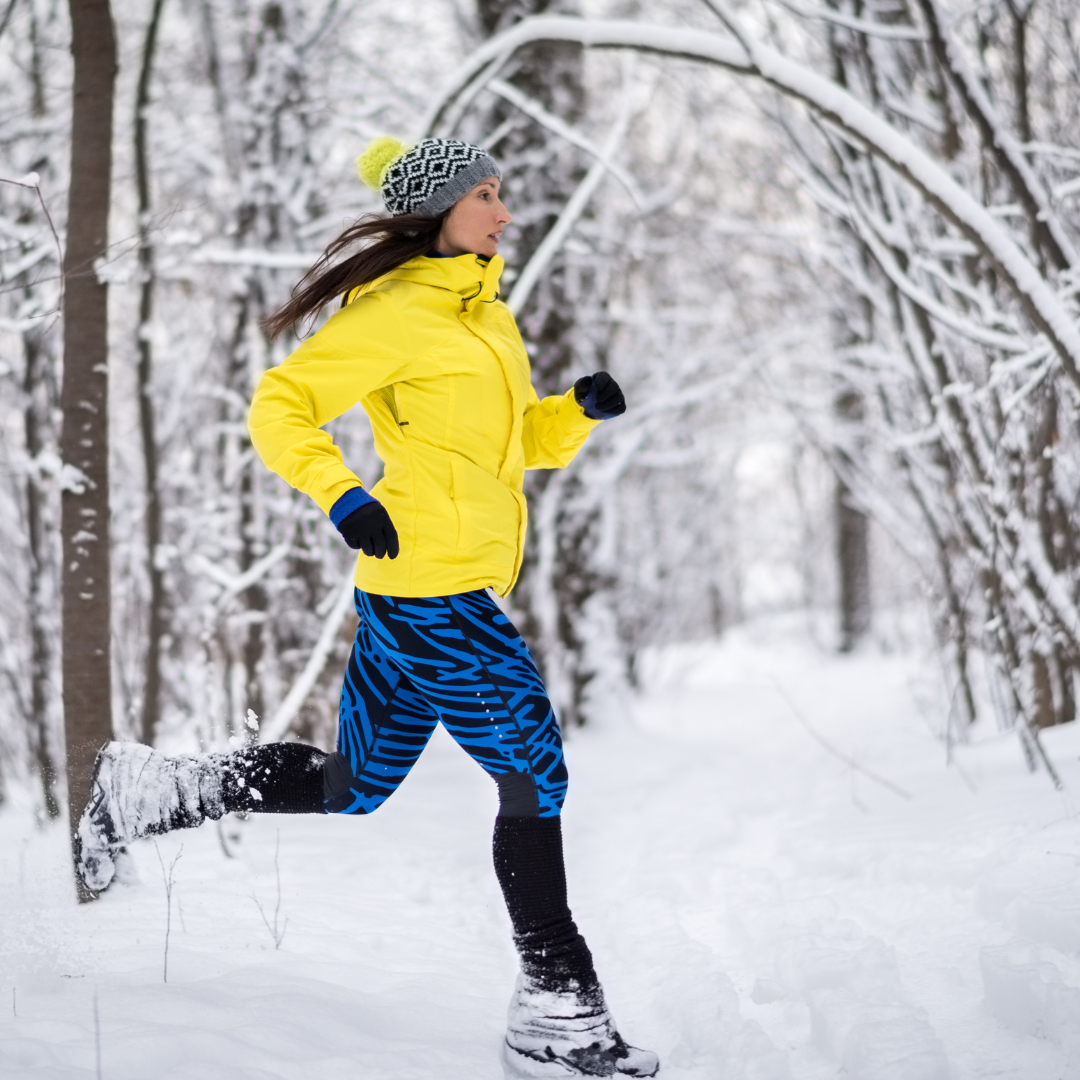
[4,617,1080,1079]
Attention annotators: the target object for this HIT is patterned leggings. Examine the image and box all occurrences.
[323,589,568,818]
[217,589,598,994]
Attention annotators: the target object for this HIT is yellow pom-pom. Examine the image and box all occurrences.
[357,136,410,190]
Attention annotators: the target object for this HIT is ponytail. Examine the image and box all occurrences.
[263,210,448,339]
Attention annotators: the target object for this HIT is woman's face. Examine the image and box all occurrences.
[435,177,511,259]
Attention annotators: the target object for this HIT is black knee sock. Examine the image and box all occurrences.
[493,815,602,999]
[216,743,327,814]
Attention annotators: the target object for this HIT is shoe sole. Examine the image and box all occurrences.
[504,1041,660,1079]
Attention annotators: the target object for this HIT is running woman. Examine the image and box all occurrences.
[76,136,658,1079]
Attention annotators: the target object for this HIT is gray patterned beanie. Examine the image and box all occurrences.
[357,136,501,218]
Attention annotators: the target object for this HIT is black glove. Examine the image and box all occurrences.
[337,502,399,559]
[574,371,626,420]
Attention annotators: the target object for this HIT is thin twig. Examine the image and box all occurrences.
[771,678,913,800]
[154,842,183,982]
[93,988,101,1080]
[0,174,65,322]
[273,832,283,943]
[767,0,927,40]
[0,0,18,38]
[251,830,288,949]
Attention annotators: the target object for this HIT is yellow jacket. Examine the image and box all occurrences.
[248,253,599,597]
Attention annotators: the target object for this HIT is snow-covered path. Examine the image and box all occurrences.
[4,623,1080,1079]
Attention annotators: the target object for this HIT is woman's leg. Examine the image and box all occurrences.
[351,590,567,816]
[76,592,439,892]
[322,592,440,814]
[492,816,599,997]
[215,742,327,813]
[75,740,327,891]
[350,590,657,1077]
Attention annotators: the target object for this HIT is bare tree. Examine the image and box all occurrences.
[437,5,827,720]
[429,5,1080,772]
[0,0,68,816]
[446,0,606,727]
[834,373,871,653]
[134,0,168,745]
[166,0,358,748]
[61,0,117,898]
[23,327,61,814]
[775,0,1080,750]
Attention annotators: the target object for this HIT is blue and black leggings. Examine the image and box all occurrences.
[219,589,599,996]
[324,589,567,817]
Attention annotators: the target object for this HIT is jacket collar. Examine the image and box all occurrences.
[384,253,503,312]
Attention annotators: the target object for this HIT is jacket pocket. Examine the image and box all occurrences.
[375,384,406,427]
[449,455,519,560]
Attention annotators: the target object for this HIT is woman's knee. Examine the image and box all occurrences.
[496,770,566,818]
[322,750,389,815]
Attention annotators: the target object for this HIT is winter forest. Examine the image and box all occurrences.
[4,0,1080,1076]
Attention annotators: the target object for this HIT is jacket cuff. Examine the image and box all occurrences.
[307,463,366,515]
[563,386,602,431]
[329,486,375,526]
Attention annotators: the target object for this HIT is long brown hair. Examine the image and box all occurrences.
[263,211,448,339]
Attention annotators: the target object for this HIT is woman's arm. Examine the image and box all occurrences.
[248,296,411,513]
[520,383,601,470]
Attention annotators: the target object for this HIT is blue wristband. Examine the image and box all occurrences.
[329,487,376,527]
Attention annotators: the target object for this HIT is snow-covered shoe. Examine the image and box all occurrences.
[75,741,223,893]
[503,974,659,1078]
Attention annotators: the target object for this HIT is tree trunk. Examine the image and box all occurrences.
[835,386,871,652]
[836,479,871,651]
[471,0,595,725]
[61,0,117,901]
[23,329,61,819]
[135,0,167,745]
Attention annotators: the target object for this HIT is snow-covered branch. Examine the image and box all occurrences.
[434,14,1080,389]
[485,78,644,208]
[506,62,635,315]
[259,572,355,744]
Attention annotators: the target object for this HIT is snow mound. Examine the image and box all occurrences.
[667,970,790,1079]
[752,923,948,1079]
[981,939,1080,1054]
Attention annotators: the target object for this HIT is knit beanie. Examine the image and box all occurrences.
[357,136,502,218]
